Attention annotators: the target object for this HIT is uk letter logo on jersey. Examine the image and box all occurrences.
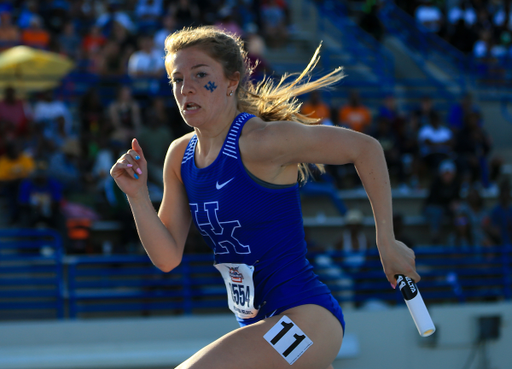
[190,202,251,255]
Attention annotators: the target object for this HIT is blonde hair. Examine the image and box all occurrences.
[164,26,345,181]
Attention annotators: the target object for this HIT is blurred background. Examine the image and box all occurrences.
[0,0,511,368]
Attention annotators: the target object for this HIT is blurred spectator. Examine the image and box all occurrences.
[20,15,50,49]
[415,0,444,34]
[97,40,128,78]
[300,91,333,126]
[17,0,40,30]
[335,209,369,273]
[128,35,164,78]
[0,10,20,50]
[447,93,480,131]
[43,0,70,35]
[488,180,512,245]
[423,160,461,244]
[18,159,64,230]
[417,111,454,175]
[170,0,201,29]
[135,0,164,33]
[109,21,138,63]
[0,140,35,225]
[395,114,421,189]
[449,18,478,53]
[138,97,175,190]
[47,138,83,192]
[448,1,477,27]
[453,186,492,248]
[108,85,142,145]
[33,90,74,147]
[0,86,33,138]
[78,87,108,161]
[154,14,177,53]
[359,3,384,41]
[58,21,82,61]
[337,90,372,133]
[412,95,435,127]
[369,116,406,187]
[454,111,491,188]
[245,22,272,82]
[82,24,107,58]
[393,213,415,249]
[215,6,244,38]
[260,0,289,48]
[96,1,135,37]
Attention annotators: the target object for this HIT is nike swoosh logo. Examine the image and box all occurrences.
[216,177,235,190]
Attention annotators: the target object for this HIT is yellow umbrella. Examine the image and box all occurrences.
[0,45,75,95]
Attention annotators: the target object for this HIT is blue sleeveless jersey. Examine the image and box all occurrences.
[181,113,344,328]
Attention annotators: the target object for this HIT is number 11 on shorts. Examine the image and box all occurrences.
[263,316,313,365]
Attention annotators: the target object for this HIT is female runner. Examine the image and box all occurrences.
[110,26,420,369]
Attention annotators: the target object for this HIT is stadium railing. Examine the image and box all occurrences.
[1,229,511,320]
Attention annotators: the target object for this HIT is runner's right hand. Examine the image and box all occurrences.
[110,138,148,199]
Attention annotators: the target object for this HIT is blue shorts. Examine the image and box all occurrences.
[237,292,346,334]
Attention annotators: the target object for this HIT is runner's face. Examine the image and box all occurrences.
[170,46,234,128]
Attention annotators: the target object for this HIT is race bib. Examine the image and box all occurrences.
[214,263,258,319]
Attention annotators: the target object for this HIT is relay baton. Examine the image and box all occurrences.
[395,274,436,337]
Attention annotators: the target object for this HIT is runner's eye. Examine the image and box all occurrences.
[196,72,207,78]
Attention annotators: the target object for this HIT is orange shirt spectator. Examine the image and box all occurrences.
[0,12,20,50]
[300,91,332,125]
[82,25,106,57]
[20,16,50,49]
[338,91,372,132]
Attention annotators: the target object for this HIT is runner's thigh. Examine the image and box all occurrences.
[176,304,343,369]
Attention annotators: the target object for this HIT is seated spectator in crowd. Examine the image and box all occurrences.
[448,1,477,27]
[395,114,421,189]
[415,0,444,35]
[418,111,454,175]
[109,20,138,65]
[18,159,64,230]
[423,160,462,244]
[449,18,478,54]
[58,21,82,61]
[128,35,165,95]
[0,86,32,138]
[260,0,289,48]
[154,14,177,55]
[488,180,512,246]
[82,25,107,59]
[97,40,128,78]
[20,15,50,49]
[0,140,35,225]
[135,0,164,33]
[108,85,142,145]
[377,94,402,125]
[412,95,435,127]
[244,23,272,82]
[169,0,201,30]
[128,35,164,79]
[47,138,83,192]
[300,91,333,126]
[337,90,372,133]
[454,111,491,188]
[215,6,244,38]
[369,116,406,187]
[17,0,39,30]
[448,93,480,131]
[0,10,20,50]
[33,90,74,148]
[96,1,135,37]
[335,208,369,273]
[359,3,385,41]
[453,186,493,248]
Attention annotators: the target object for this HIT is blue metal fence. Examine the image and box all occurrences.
[1,229,511,320]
